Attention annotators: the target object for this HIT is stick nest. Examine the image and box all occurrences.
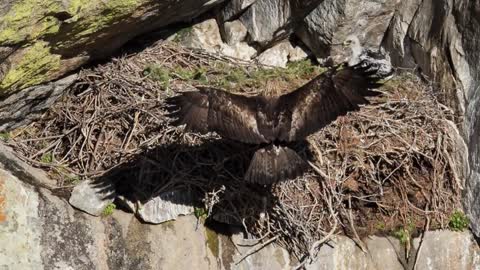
[6,41,463,261]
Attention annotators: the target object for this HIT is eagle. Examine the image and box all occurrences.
[165,37,393,184]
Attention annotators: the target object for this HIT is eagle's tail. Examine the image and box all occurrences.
[245,145,308,185]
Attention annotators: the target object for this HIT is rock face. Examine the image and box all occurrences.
[223,20,248,45]
[0,0,225,96]
[178,18,257,61]
[2,140,478,270]
[296,0,399,62]
[0,156,215,269]
[0,74,77,132]
[381,0,480,237]
[220,0,257,22]
[450,0,480,238]
[413,231,480,270]
[179,19,225,54]
[3,157,479,270]
[137,189,194,224]
[69,179,115,216]
[238,0,323,46]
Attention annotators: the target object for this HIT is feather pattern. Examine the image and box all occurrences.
[165,60,393,184]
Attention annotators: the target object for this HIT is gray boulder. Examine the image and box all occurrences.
[0,74,77,132]
[220,0,257,22]
[0,0,225,95]
[296,0,397,62]
[223,20,248,45]
[69,179,115,216]
[137,189,194,224]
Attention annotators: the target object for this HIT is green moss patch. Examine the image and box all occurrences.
[0,0,63,45]
[0,41,61,94]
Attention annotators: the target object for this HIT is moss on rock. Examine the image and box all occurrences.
[55,0,145,50]
[0,0,63,45]
[0,41,61,94]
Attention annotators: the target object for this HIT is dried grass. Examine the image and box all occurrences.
[6,41,462,262]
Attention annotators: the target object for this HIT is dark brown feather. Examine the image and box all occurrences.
[245,145,308,184]
[276,65,383,141]
[166,63,389,183]
[166,87,269,144]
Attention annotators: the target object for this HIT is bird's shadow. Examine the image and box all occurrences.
[90,137,312,232]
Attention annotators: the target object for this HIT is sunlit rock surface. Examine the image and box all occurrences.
[0,0,225,95]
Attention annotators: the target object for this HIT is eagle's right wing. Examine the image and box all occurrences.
[278,63,386,142]
[165,87,269,144]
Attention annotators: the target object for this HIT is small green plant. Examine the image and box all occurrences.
[40,152,53,163]
[0,132,10,141]
[375,221,386,231]
[102,203,116,216]
[67,175,81,185]
[393,228,410,245]
[194,206,208,219]
[449,211,469,231]
[143,65,171,88]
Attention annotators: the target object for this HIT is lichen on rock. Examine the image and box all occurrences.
[0,41,61,94]
[0,0,63,45]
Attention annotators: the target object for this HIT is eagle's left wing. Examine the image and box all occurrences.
[165,87,269,144]
[277,63,384,142]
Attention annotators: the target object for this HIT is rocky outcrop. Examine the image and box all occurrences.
[296,0,398,62]
[1,140,478,270]
[0,74,77,132]
[451,0,480,238]
[381,0,480,237]
[0,0,225,96]
[2,157,479,270]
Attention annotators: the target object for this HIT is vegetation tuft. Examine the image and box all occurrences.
[449,210,469,231]
[102,203,116,216]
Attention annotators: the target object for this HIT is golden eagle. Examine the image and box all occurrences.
[166,49,393,184]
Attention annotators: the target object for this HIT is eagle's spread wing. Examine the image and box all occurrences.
[278,64,383,142]
[165,87,269,144]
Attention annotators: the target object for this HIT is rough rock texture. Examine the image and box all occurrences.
[381,0,480,236]
[223,20,248,45]
[137,189,194,224]
[239,0,290,44]
[239,0,323,46]
[179,19,225,53]
[307,236,403,270]
[287,43,309,62]
[0,143,55,189]
[220,0,257,22]
[452,0,480,237]
[2,157,479,270]
[219,42,257,61]
[69,179,115,216]
[179,19,257,61]
[0,0,225,96]
[257,41,291,67]
[0,74,77,132]
[413,231,480,270]
[0,163,218,269]
[296,0,399,61]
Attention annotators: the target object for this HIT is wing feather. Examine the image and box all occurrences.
[165,87,269,144]
[278,65,382,141]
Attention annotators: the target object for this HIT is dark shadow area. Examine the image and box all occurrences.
[90,137,312,230]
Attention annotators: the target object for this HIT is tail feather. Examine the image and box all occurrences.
[245,145,308,184]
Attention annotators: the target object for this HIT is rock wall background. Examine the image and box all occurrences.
[1,0,480,269]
